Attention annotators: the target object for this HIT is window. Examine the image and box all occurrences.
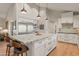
[18,22,36,34]
[27,25,34,32]
[18,24,27,33]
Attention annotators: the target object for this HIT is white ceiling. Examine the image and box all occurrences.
[36,3,79,12]
[0,3,79,20]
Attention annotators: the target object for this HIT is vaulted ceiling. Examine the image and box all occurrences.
[36,3,79,12]
[0,3,79,21]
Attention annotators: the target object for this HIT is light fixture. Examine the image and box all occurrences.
[21,3,27,14]
[45,17,48,20]
[37,3,41,18]
[45,3,48,20]
[37,14,41,18]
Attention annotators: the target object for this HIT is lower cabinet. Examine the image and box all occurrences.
[33,39,46,56]
[59,34,79,44]
[45,36,57,55]
[27,35,57,56]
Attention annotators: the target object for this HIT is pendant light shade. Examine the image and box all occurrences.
[45,17,48,20]
[21,4,27,14]
[37,3,41,18]
[37,13,41,18]
[45,3,48,20]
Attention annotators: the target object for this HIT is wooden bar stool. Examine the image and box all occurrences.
[14,45,29,56]
[13,40,29,56]
[5,37,13,56]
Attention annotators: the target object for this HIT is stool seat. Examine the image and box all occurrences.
[7,44,12,47]
[13,40,29,56]
[14,44,29,56]
[6,39,29,56]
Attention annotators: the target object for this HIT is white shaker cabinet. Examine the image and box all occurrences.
[45,36,57,55]
[73,15,79,28]
[59,34,78,44]
[27,37,47,56]
[61,12,73,23]
[27,34,57,56]
[33,38,46,56]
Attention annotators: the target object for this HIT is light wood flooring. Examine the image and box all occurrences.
[0,41,79,56]
[48,41,79,56]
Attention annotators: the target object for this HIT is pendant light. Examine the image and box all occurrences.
[45,17,48,20]
[21,3,27,14]
[37,3,41,18]
[45,3,48,20]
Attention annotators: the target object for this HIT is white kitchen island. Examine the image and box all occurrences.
[10,33,57,56]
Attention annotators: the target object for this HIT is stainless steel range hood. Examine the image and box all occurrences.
[62,23,73,28]
[59,23,76,33]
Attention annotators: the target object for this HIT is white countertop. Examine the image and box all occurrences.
[10,33,53,44]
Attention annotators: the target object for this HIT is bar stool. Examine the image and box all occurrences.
[5,37,13,56]
[13,40,29,56]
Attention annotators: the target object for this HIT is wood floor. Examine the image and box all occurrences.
[0,41,8,56]
[0,41,79,56]
[48,41,79,56]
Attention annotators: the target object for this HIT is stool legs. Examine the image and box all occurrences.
[6,46,8,55]
[21,53,23,56]
[6,45,11,56]
[26,51,27,56]
[8,47,10,56]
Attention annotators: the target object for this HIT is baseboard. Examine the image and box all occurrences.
[58,40,77,46]
[47,46,56,56]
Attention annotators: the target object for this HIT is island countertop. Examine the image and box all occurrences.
[10,33,53,44]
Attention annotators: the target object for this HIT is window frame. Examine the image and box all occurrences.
[18,22,36,35]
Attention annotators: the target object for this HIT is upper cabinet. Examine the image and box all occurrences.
[61,12,73,23]
[73,15,79,28]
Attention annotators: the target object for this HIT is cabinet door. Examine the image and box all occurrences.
[34,39,46,56]
[72,34,79,44]
[44,38,49,54]
[59,34,77,44]
[73,15,79,28]
[34,40,43,48]
[34,44,45,56]
[46,36,57,55]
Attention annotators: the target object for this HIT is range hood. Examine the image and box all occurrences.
[62,23,73,28]
[59,23,76,34]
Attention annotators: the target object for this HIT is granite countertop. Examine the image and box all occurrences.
[10,33,53,44]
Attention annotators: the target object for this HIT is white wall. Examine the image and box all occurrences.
[46,9,61,33]
[6,4,16,21]
[5,4,16,35]
[0,19,5,29]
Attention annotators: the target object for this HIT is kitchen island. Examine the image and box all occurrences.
[10,33,57,56]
